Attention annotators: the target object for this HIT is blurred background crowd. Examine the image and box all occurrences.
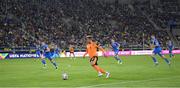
[0,0,180,50]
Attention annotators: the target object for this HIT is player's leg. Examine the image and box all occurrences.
[114,52,122,64]
[90,56,110,78]
[57,53,60,58]
[169,49,172,60]
[69,53,71,57]
[73,52,75,58]
[169,48,174,60]
[49,59,58,69]
[47,53,58,69]
[34,51,40,61]
[48,58,58,69]
[151,53,158,65]
[54,53,59,58]
[90,57,100,72]
[159,53,171,65]
[40,54,47,67]
[69,52,72,59]
[157,47,171,65]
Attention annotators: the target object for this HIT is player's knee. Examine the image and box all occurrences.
[161,55,166,59]
[151,54,155,57]
[114,55,118,58]
[49,59,53,62]
[91,63,95,66]
[90,62,95,66]
[40,58,44,60]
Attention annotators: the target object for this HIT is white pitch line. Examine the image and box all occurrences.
[80,76,180,88]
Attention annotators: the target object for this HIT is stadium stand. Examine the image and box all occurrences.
[0,0,179,50]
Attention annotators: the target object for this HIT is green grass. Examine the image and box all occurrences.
[0,55,180,87]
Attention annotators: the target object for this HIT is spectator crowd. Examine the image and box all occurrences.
[0,0,179,50]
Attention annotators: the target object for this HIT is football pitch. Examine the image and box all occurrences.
[0,55,180,87]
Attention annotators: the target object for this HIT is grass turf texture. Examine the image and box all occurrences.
[0,55,180,87]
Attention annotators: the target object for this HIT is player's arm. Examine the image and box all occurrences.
[149,40,154,50]
[97,45,105,52]
[172,42,175,49]
[149,44,154,50]
[46,46,51,52]
[166,42,169,50]
[167,45,170,50]
[172,45,174,49]
[97,45,107,57]
[108,44,112,51]
[83,49,88,58]
[116,42,120,48]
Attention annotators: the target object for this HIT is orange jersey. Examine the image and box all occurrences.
[85,41,105,58]
[69,47,74,52]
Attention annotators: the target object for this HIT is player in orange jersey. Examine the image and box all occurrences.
[69,45,75,59]
[83,35,110,78]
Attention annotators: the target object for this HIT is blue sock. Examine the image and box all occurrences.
[50,61,57,68]
[152,57,157,63]
[41,59,46,64]
[170,53,172,58]
[53,62,57,67]
[41,59,46,66]
[164,58,170,64]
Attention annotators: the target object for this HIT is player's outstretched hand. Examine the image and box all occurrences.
[83,56,86,59]
[103,52,108,58]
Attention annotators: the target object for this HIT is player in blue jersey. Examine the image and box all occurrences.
[35,41,43,61]
[35,41,42,57]
[53,44,61,58]
[150,35,170,66]
[40,42,58,69]
[167,40,174,60]
[111,39,122,64]
[36,46,41,56]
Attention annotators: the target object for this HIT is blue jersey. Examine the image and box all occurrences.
[168,40,173,48]
[151,38,160,48]
[111,42,120,55]
[54,48,60,54]
[51,48,61,58]
[41,44,53,59]
[36,44,41,52]
[41,44,49,53]
[168,40,174,53]
[35,44,41,56]
[151,38,162,56]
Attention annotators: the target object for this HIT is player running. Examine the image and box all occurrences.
[167,40,174,60]
[69,45,75,59]
[40,41,58,69]
[83,35,110,78]
[35,41,42,60]
[53,45,61,58]
[150,35,171,66]
[111,39,122,64]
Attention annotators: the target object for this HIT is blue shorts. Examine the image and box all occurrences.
[153,47,162,56]
[114,50,119,56]
[36,50,42,57]
[168,46,173,53]
[44,52,53,60]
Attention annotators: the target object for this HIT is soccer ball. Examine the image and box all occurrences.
[62,73,68,80]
